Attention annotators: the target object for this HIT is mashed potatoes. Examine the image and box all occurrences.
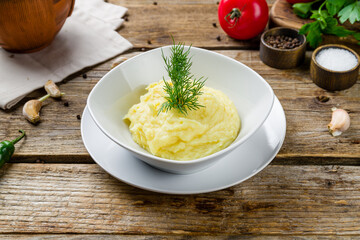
[124,80,240,161]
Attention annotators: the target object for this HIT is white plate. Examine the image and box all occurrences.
[81,97,286,195]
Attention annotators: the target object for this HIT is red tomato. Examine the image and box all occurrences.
[286,0,314,4]
[218,0,269,40]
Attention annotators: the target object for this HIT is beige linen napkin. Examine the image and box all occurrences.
[0,0,132,110]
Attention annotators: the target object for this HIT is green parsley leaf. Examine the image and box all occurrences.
[323,16,354,36]
[299,22,312,34]
[295,0,360,48]
[338,1,360,24]
[300,21,323,48]
[310,10,329,29]
[309,10,322,19]
[326,0,347,16]
[353,32,360,42]
[293,2,314,18]
[293,0,321,18]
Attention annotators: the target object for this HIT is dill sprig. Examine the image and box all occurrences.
[158,42,207,116]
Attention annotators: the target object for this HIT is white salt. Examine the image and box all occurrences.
[315,48,358,72]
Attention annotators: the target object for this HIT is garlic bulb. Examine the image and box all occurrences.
[328,108,350,136]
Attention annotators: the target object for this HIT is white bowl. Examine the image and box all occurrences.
[87,46,274,174]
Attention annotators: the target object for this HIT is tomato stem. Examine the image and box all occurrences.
[225,8,242,28]
[229,8,241,19]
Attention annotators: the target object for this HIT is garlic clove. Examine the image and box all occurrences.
[44,80,62,98]
[23,99,42,124]
[328,108,350,136]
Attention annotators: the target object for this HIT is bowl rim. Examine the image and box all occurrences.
[311,44,360,73]
[87,45,275,165]
[260,27,306,52]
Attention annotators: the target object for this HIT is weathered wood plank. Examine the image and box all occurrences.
[107,0,275,49]
[1,164,360,235]
[0,50,358,163]
[110,0,277,5]
[0,234,357,239]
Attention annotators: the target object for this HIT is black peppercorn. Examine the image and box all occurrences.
[264,35,302,49]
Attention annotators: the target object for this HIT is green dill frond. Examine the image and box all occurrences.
[158,41,207,116]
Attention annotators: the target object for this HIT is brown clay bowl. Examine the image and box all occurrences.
[260,27,306,69]
[0,0,75,53]
[310,44,359,91]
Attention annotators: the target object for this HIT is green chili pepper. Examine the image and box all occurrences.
[0,130,26,168]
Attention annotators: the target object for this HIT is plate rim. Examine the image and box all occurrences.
[81,97,286,194]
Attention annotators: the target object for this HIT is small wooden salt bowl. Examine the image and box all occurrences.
[310,44,360,91]
[260,27,306,69]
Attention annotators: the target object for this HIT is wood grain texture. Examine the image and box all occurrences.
[110,0,276,7]
[0,235,357,239]
[0,50,359,164]
[108,0,275,49]
[1,0,359,238]
[1,163,360,235]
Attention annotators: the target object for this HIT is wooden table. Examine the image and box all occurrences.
[1,0,359,238]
